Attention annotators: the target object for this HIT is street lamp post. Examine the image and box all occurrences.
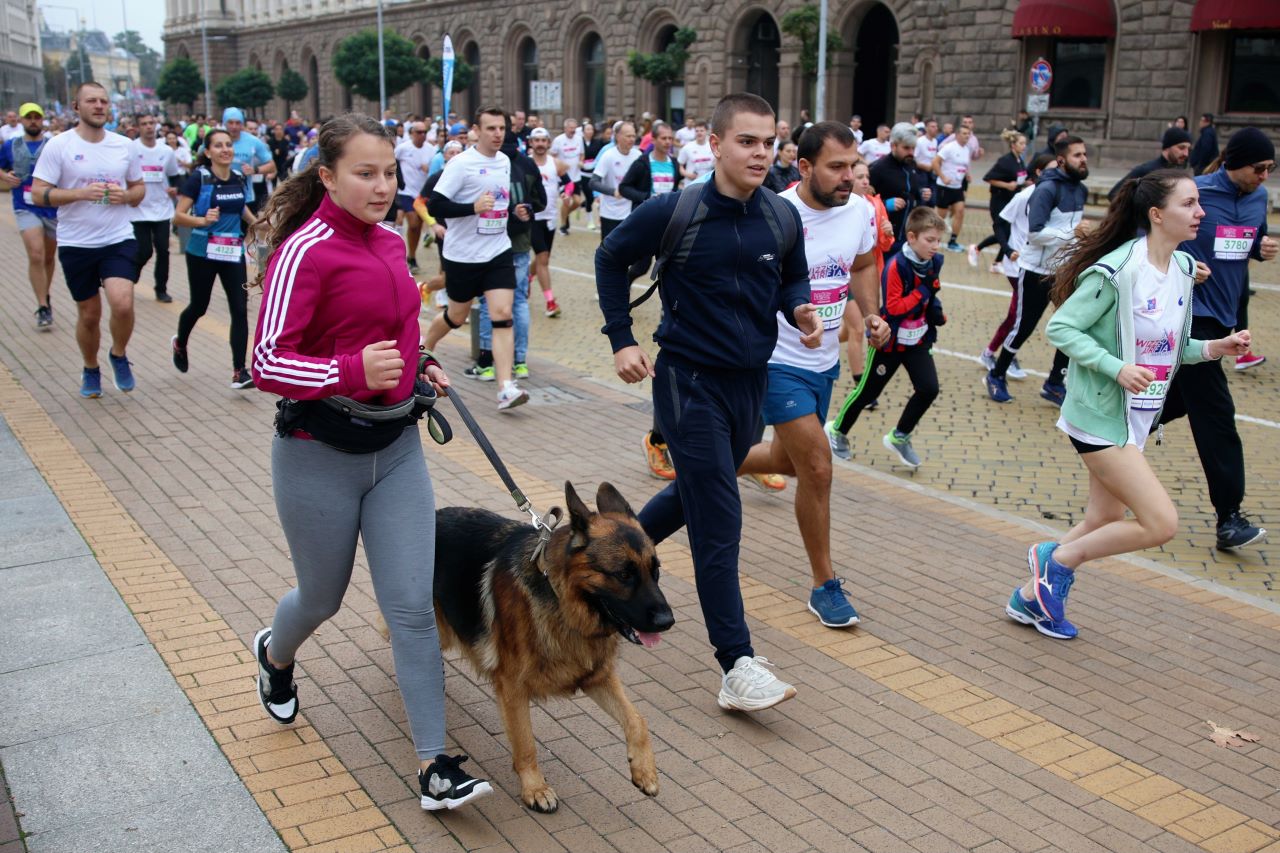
[816,0,828,122]
[200,0,212,113]
[376,0,386,117]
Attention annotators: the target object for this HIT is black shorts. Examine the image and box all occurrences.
[936,186,966,208]
[1069,435,1109,454]
[530,222,555,255]
[58,239,139,302]
[442,250,515,303]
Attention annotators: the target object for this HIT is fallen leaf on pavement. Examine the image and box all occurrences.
[1207,720,1260,748]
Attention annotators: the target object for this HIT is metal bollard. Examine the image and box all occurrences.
[469,301,480,361]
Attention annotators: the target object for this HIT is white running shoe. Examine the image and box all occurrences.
[1007,357,1028,380]
[497,380,529,411]
[966,244,980,268]
[717,656,797,712]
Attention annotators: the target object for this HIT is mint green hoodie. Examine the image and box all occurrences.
[1045,238,1215,447]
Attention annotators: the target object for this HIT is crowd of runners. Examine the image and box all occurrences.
[2,79,1274,812]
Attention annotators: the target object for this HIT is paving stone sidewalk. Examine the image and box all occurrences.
[0,209,1279,852]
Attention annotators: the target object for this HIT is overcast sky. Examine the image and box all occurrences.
[40,1,165,52]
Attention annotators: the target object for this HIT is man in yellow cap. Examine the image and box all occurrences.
[0,102,56,329]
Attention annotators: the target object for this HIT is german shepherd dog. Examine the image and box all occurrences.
[433,481,674,813]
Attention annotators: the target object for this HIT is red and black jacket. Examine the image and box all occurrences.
[879,250,946,353]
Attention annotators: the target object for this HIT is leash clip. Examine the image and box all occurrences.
[529,506,563,572]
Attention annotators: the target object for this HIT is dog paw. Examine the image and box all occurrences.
[630,757,659,797]
[523,784,559,813]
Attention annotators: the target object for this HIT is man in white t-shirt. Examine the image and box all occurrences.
[849,114,863,145]
[912,118,939,207]
[932,125,973,252]
[677,120,714,185]
[736,121,885,630]
[395,120,435,272]
[31,82,144,399]
[424,107,529,411]
[528,127,567,318]
[589,121,641,240]
[858,124,891,163]
[675,117,697,149]
[550,118,583,234]
[0,111,22,144]
[130,113,180,303]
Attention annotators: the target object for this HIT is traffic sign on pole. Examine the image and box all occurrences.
[1029,57,1053,94]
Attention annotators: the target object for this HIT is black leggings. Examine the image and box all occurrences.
[832,345,939,436]
[993,269,1069,382]
[133,220,171,292]
[975,216,1012,262]
[178,253,248,370]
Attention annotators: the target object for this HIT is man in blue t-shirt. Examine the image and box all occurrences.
[0,102,57,329]
[222,107,275,213]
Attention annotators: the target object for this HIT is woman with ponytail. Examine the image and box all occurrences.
[246,114,492,810]
[171,128,256,387]
[1004,169,1251,640]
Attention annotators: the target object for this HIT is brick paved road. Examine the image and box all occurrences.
[2,202,1279,853]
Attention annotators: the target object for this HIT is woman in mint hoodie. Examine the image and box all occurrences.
[1004,170,1252,640]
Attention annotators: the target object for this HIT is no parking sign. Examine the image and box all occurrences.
[1029,57,1053,94]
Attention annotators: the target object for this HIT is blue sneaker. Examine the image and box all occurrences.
[808,578,860,628]
[108,351,135,392]
[985,371,1013,403]
[1029,542,1074,623]
[80,367,102,398]
[1040,381,1066,406]
[1005,588,1077,640]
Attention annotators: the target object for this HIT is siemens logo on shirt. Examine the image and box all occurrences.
[214,187,244,203]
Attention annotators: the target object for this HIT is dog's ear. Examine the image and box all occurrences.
[565,480,592,548]
[595,482,637,520]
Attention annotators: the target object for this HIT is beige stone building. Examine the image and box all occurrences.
[164,0,1278,163]
[0,0,43,104]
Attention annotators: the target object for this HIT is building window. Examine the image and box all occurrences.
[581,33,605,122]
[520,37,538,113]
[464,41,481,119]
[1226,33,1280,113]
[1050,40,1106,109]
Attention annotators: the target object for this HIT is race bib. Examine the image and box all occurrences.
[812,285,848,331]
[652,172,675,195]
[477,208,508,235]
[1132,363,1172,410]
[1016,170,1027,185]
[21,185,31,205]
[1213,225,1255,261]
[896,317,928,345]
[206,234,243,262]
[141,165,164,183]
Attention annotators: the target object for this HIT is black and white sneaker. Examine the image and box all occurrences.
[419,754,492,811]
[1216,511,1266,551]
[254,627,298,724]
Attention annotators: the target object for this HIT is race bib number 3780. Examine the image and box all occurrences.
[1213,225,1255,261]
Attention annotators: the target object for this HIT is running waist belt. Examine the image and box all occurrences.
[274,382,448,454]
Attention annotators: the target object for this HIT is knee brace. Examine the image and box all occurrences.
[490,318,513,329]
[442,309,464,330]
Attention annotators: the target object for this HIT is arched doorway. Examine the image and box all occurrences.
[413,43,432,118]
[306,53,319,119]
[519,37,538,113]
[580,33,605,122]
[462,41,481,119]
[744,12,780,109]
[653,24,685,124]
[851,4,898,128]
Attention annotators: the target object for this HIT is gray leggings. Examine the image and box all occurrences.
[269,427,443,759]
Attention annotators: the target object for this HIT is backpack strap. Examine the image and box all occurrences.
[757,186,799,260]
[627,181,709,310]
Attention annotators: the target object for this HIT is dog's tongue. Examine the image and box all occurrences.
[637,632,662,649]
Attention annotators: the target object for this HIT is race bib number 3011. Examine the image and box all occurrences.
[1213,225,1255,261]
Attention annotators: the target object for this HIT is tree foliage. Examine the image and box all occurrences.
[156,57,204,110]
[781,5,844,78]
[276,67,309,112]
[627,27,697,85]
[216,67,275,114]
[334,29,429,102]
[424,56,474,94]
[113,30,162,88]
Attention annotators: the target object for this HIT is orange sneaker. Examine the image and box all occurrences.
[643,433,676,480]
[742,473,787,492]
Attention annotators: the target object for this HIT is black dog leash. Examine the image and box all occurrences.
[444,384,562,567]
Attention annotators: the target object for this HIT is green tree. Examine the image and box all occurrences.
[113,30,162,89]
[781,5,844,78]
[333,29,428,102]
[627,27,697,86]
[424,56,473,94]
[65,46,94,91]
[276,67,309,115]
[156,56,204,111]
[215,67,275,116]
[43,56,67,105]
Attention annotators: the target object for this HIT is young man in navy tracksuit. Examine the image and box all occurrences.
[596,93,821,713]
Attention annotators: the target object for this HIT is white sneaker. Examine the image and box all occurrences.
[497,380,529,411]
[966,244,980,268]
[717,656,797,712]
[1007,357,1028,380]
